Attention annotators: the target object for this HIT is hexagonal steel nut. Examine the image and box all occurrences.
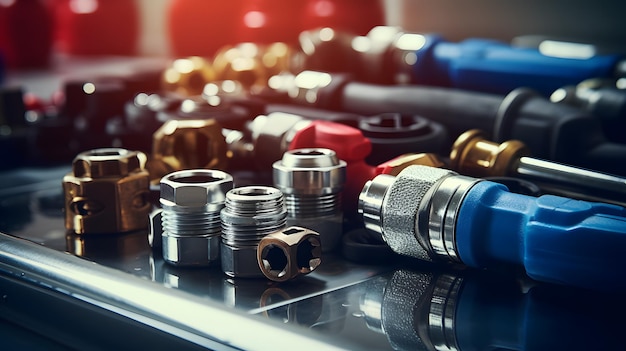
[159,169,233,208]
[257,226,322,282]
[63,148,151,234]
[221,244,265,278]
[149,118,229,183]
[162,233,221,267]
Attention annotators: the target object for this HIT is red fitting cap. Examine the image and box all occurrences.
[289,120,372,161]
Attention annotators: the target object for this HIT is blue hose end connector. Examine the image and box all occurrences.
[457,181,626,290]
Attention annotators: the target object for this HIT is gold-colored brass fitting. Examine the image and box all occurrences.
[257,226,322,282]
[162,56,216,97]
[148,119,229,184]
[63,148,151,234]
[375,153,445,176]
[212,42,294,90]
[449,129,530,177]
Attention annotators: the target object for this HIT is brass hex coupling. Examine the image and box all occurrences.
[63,148,151,234]
[374,153,446,176]
[159,169,233,267]
[257,226,322,282]
[147,118,229,184]
[220,186,288,278]
[449,129,529,177]
[273,148,346,252]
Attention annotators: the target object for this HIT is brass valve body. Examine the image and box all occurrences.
[63,148,151,234]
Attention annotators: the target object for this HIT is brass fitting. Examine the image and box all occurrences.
[375,153,445,176]
[257,226,322,282]
[449,129,530,177]
[63,148,151,234]
[162,56,216,97]
[147,118,229,184]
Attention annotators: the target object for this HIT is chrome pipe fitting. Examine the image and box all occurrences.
[358,165,480,262]
[273,148,347,252]
[220,186,287,278]
[159,169,233,267]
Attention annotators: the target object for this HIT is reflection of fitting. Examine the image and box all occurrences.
[273,148,346,251]
[160,169,233,267]
[148,118,229,184]
[220,186,287,278]
[63,148,151,234]
[257,226,322,282]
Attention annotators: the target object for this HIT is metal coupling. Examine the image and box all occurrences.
[358,165,479,262]
[63,148,151,234]
[147,118,229,184]
[159,169,233,267]
[273,148,346,252]
[257,226,322,282]
[220,186,287,278]
[161,56,216,97]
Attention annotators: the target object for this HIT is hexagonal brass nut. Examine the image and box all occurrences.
[149,119,229,184]
[375,153,445,176]
[257,226,322,282]
[63,148,151,234]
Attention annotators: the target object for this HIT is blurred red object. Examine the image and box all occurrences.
[234,0,306,45]
[0,0,53,68]
[54,0,138,55]
[301,0,385,35]
[168,0,244,58]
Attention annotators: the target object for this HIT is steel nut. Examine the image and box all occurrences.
[149,119,229,184]
[63,148,151,234]
[221,244,265,278]
[159,169,232,208]
[258,226,322,282]
[162,234,221,266]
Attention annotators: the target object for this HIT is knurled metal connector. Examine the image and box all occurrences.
[257,226,322,282]
[220,186,288,278]
[358,165,480,262]
[63,148,151,234]
[159,169,233,267]
[273,148,346,252]
[147,118,229,184]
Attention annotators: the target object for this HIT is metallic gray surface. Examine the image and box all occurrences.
[220,186,287,278]
[428,275,462,351]
[159,169,233,266]
[0,232,351,351]
[515,156,626,207]
[273,148,346,251]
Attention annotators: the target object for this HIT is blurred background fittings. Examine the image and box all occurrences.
[212,42,294,92]
[220,186,287,278]
[359,165,626,291]
[550,78,626,143]
[296,27,358,75]
[159,169,233,267]
[147,118,229,185]
[450,129,626,207]
[62,148,151,234]
[273,148,346,252]
[358,113,448,165]
[257,226,322,282]
[374,153,445,177]
[161,56,216,97]
[269,71,626,176]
